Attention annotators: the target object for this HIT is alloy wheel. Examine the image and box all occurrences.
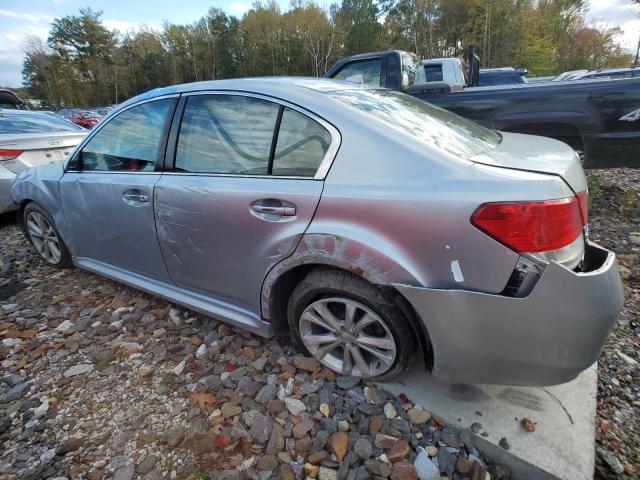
[299,296,397,377]
[26,212,62,264]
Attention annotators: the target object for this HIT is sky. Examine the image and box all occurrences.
[0,0,638,87]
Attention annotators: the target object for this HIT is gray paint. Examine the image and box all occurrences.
[155,175,323,314]
[10,77,624,385]
[58,172,170,281]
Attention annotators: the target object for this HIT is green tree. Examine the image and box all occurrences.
[47,7,116,105]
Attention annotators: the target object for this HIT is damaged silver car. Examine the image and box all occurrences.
[10,78,624,385]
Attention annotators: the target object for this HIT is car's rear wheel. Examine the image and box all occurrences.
[23,203,72,268]
[287,268,417,380]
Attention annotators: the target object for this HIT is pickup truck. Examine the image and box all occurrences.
[325,50,640,168]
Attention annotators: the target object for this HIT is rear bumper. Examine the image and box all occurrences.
[0,165,17,213]
[394,242,623,386]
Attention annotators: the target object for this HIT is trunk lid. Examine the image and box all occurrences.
[470,131,587,193]
[0,131,87,151]
[0,131,86,173]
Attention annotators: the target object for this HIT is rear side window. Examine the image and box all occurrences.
[424,64,444,82]
[175,95,332,177]
[272,108,331,176]
[0,112,83,134]
[176,95,279,175]
[80,99,172,172]
[333,59,382,87]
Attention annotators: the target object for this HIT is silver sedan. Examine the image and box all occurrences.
[10,78,623,385]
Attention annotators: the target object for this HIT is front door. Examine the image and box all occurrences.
[155,93,337,315]
[59,98,176,281]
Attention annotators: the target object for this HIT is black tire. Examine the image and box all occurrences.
[287,267,418,380]
[23,202,73,268]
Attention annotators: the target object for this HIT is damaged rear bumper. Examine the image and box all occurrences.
[394,242,624,386]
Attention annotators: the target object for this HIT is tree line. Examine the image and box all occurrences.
[21,0,634,108]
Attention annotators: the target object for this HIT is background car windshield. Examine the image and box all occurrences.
[329,89,501,158]
[0,112,83,134]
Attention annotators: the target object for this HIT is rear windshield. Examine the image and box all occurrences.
[0,112,83,134]
[328,89,501,158]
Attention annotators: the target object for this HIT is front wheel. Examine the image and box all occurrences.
[287,268,417,380]
[23,202,73,268]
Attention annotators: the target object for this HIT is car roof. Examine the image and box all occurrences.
[120,77,368,109]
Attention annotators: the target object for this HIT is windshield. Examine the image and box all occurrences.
[0,112,84,134]
[329,89,501,158]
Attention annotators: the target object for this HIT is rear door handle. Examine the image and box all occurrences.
[123,193,149,202]
[251,205,296,216]
[123,190,150,205]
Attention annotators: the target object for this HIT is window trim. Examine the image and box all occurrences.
[64,94,179,174]
[267,106,284,175]
[166,90,341,180]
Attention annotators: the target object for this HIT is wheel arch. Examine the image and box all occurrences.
[263,261,434,372]
[11,163,73,252]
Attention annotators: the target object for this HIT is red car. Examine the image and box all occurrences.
[65,110,101,129]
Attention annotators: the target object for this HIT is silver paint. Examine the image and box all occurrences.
[10,77,624,385]
[394,242,623,385]
[25,211,62,264]
[299,296,397,377]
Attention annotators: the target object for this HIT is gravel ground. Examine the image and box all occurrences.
[0,219,499,477]
[0,168,637,480]
[588,169,639,479]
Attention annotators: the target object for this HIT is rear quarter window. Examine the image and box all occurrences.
[272,108,332,177]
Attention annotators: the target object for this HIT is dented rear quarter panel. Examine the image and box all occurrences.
[262,106,576,319]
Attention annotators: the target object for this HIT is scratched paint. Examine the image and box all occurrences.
[450,260,464,282]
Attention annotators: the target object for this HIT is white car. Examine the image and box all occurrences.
[0,109,86,213]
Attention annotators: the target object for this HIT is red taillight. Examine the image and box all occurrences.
[576,190,588,225]
[0,149,23,162]
[471,196,584,253]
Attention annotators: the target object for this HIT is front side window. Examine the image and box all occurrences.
[329,89,501,158]
[272,108,331,176]
[175,95,279,175]
[333,59,382,87]
[80,99,172,172]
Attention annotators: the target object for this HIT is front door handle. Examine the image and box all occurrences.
[251,204,296,216]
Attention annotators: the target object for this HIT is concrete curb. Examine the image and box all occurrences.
[378,361,597,479]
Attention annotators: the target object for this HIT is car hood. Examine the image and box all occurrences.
[470,131,587,193]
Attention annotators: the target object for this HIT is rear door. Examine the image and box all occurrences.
[59,97,177,280]
[155,92,338,315]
